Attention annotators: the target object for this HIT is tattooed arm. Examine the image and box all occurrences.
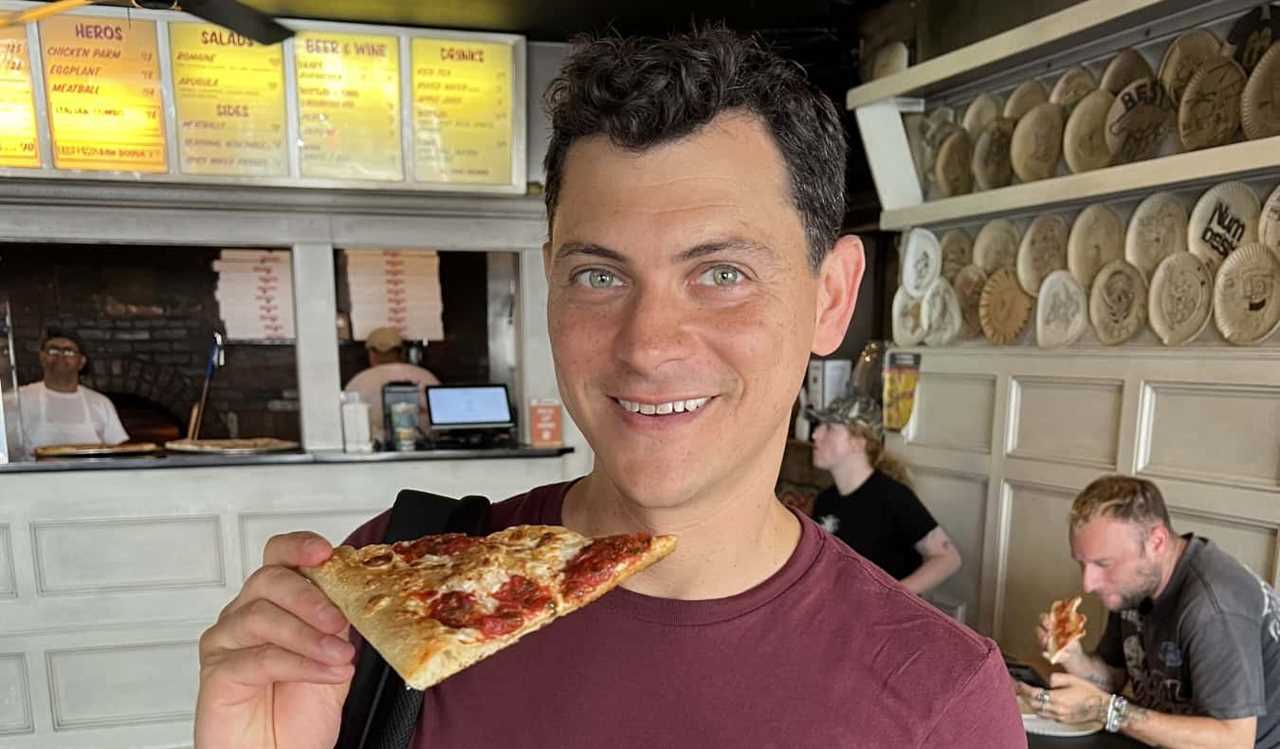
[1118,705,1255,749]
[901,526,962,595]
[1035,613,1127,691]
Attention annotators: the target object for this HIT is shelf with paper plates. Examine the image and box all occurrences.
[846,0,1280,232]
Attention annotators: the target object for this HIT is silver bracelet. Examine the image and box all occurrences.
[1105,695,1128,733]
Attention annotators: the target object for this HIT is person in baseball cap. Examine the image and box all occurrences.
[807,393,962,595]
[343,327,440,443]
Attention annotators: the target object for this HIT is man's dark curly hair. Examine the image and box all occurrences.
[542,27,847,271]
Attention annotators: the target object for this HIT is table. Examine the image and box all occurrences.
[1026,730,1145,748]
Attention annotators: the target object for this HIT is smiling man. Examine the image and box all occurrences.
[195,28,1023,748]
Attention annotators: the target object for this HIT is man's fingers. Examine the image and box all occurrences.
[201,598,353,666]
[202,643,354,688]
[220,564,347,635]
[263,531,334,568]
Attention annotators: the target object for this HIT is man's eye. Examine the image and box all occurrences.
[697,266,744,287]
[572,269,621,289]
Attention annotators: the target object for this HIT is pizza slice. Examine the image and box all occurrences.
[1042,595,1087,665]
[301,524,676,689]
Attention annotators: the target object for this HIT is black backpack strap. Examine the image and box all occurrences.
[336,490,490,749]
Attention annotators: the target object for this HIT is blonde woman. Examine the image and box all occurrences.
[808,395,961,594]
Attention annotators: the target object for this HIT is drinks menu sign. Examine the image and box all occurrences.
[40,16,167,172]
[294,31,402,181]
[411,38,513,185]
[0,26,40,168]
[169,23,288,177]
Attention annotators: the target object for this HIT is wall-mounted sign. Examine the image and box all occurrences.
[411,38,513,186]
[40,16,167,172]
[294,31,402,181]
[170,23,288,177]
[0,26,40,168]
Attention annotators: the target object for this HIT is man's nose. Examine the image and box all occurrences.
[615,284,693,373]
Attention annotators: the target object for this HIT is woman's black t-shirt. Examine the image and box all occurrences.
[810,470,938,580]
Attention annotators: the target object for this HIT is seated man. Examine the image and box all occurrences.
[18,329,128,448]
[1019,475,1280,748]
[195,27,1023,748]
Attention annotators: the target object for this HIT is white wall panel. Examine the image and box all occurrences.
[1139,382,1280,489]
[46,642,197,731]
[1008,377,1123,469]
[907,373,996,453]
[0,653,33,736]
[0,525,15,599]
[913,468,987,625]
[239,509,385,579]
[1173,511,1278,584]
[32,517,224,596]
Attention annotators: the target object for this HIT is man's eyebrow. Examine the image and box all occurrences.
[553,239,774,264]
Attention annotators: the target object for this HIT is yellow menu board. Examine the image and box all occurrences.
[0,27,40,168]
[411,39,513,185]
[170,24,287,177]
[294,32,402,181]
[40,16,166,172]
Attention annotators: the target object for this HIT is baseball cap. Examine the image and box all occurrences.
[805,395,884,439]
[365,326,403,352]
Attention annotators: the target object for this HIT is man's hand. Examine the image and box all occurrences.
[1016,673,1109,725]
[194,532,356,749]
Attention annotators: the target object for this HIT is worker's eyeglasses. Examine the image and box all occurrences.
[43,347,80,358]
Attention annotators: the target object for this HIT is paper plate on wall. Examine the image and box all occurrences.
[974,219,1021,273]
[1004,80,1050,120]
[1011,102,1065,183]
[953,264,988,339]
[1126,192,1189,280]
[1261,183,1280,253]
[1063,89,1115,174]
[1049,66,1097,112]
[1187,181,1261,273]
[1036,270,1089,348]
[1090,259,1149,345]
[1101,48,1154,96]
[933,128,974,198]
[1157,28,1223,107]
[870,41,909,80]
[1105,78,1174,164]
[901,228,943,297]
[963,93,1004,135]
[1149,251,1213,346]
[1242,42,1280,140]
[892,286,927,346]
[1068,204,1126,289]
[1214,243,1280,346]
[1017,214,1069,297]
[1225,5,1280,73]
[940,229,974,283]
[972,117,1016,190]
[921,278,963,346]
[1178,57,1247,151]
[979,268,1034,344]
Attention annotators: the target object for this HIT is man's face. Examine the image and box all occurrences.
[1070,516,1162,611]
[544,112,862,507]
[39,337,84,379]
[810,422,861,471]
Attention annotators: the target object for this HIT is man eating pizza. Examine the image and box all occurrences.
[194,27,1024,748]
[1017,475,1280,748]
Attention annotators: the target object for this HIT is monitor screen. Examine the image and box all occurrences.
[425,385,514,430]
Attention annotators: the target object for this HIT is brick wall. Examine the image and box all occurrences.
[0,243,299,440]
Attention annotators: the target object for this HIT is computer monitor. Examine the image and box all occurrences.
[425,385,515,431]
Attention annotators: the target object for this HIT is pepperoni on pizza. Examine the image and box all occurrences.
[1042,595,1087,665]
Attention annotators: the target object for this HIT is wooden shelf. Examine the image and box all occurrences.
[878,136,1280,230]
[845,0,1253,108]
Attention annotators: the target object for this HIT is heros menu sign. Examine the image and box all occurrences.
[40,16,166,172]
[0,26,40,168]
[170,23,288,177]
[294,31,403,181]
[412,39,514,185]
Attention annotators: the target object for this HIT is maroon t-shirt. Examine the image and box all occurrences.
[345,482,1026,748]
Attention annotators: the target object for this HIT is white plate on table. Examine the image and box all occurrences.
[1023,713,1104,737]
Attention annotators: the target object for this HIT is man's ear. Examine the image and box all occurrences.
[812,234,866,356]
[76,355,87,374]
[542,240,554,282]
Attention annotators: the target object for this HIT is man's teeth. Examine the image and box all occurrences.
[616,397,709,415]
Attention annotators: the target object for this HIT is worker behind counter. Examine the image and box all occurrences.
[343,326,440,442]
[18,329,129,449]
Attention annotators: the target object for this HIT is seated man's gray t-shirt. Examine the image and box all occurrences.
[1098,535,1280,747]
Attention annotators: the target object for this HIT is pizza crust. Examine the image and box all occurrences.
[302,525,676,689]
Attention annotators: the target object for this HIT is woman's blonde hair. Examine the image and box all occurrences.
[847,422,913,489]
